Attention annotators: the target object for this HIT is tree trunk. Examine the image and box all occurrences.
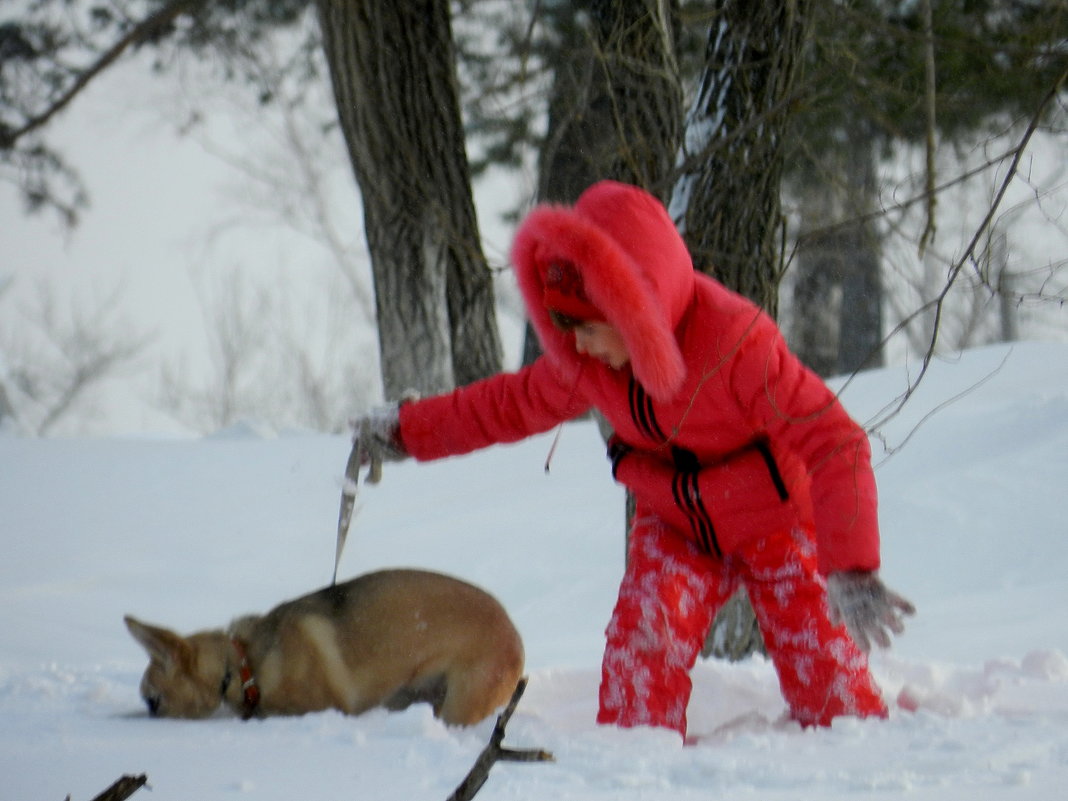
[791,127,884,376]
[991,228,1019,343]
[673,0,812,660]
[522,3,617,367]
[793,230,885,376]
[315,0,501,400]
[701,588,766,661]
[836,223,884,374]
[672,0,809,316]
[537,0,683,200]
[536,8,614,206]
[587,0,682,200]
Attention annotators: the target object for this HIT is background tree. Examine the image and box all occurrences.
[0,279,147,435]
[315,0,501,399]
[785,0,1067,376]
[672,0,810,318]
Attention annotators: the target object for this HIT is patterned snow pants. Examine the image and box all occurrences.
[596,516,888,738]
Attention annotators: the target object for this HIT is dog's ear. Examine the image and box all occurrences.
[124,615,189,667]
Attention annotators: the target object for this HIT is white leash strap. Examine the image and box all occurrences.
[333,419,385,585]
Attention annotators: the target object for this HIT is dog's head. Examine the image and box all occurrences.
[124,615,227,718]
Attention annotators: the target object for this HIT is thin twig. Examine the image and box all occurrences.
[854,64,1068,439]
[917,0,937,257]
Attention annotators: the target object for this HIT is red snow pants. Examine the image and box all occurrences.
[596,516,887,738]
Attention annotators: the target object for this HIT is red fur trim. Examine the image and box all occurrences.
[512,202,687,401]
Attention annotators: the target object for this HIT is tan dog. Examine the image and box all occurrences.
[124,568,524,726]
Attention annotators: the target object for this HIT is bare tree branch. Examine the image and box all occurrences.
[917,0,937,257]
[845,64,1068,439]
[1,280,149,435]
[0,0,208,150]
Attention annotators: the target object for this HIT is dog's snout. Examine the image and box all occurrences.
[144,695,161,716]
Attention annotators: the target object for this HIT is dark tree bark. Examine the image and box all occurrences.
[537,0,681,203]
[793,231,885,376]
[673,0,810,316]
[535,11,613,206]
[530,0,683,541]
[315,0,501,399]
[521,4,615,367]
[587,0,682,201]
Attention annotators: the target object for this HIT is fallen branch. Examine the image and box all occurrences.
[64,774,148,801]
[446,677,554,801]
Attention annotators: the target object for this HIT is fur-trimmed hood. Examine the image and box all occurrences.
[511,181,695,401]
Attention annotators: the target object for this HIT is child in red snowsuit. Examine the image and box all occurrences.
[350,181,913,738]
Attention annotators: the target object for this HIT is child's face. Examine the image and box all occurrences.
[573,321,630,370]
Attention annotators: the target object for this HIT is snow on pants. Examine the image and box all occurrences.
[596,516,887,737]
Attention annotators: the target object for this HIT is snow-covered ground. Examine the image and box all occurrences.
[2,341,1067,800]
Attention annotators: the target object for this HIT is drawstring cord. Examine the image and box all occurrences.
[544,425,564,474]
[543,359,588,474]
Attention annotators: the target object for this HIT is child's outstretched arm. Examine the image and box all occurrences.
[397,357,589,462]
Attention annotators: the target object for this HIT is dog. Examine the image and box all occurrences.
[124,568,524,726]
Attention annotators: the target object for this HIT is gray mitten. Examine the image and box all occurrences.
[827,570,915,652]
[349,404,408,484]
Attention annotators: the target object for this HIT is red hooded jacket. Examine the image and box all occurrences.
[398,181,879,575]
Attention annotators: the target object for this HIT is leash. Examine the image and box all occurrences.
[543,360,588,475]
[333,428,365,585]
[334,417,385,585]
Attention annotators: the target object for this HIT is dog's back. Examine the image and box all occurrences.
[236,569,523,723]
[128,568,523,726]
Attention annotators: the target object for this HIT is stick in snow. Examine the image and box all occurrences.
[446,677,554,801]
[64,774,149,801]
